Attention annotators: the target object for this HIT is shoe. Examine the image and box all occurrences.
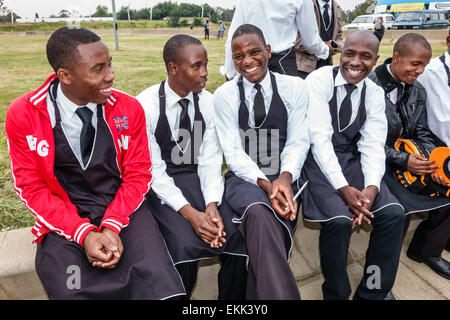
[353,290,396,300]
[407,251,450,280]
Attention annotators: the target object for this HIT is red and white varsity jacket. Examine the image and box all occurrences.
[5,74,153,247]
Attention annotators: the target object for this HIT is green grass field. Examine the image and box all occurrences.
[0,30,447,230]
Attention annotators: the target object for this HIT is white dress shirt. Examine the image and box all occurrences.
[46,83,98,169]
[137,80,224,212]
[213,71,310,185]
[306,66,388,190]
[223,0,330,79]
[418,51,450,146]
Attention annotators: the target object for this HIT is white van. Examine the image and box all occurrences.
[343,13,395,31]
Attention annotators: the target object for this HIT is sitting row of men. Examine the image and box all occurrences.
[5,25,449,300]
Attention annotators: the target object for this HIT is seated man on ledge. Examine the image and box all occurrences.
[5,27,185,299]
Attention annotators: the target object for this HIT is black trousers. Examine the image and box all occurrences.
[175,231,248,300]
[239,204,300,300]
[319,205,405,300]
[406,206,450,257]
[268,47,298,76]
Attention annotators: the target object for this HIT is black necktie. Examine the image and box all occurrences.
[323,3,330,29]
[339,83,356,131]
[75,107,95,166]
[177,98,191,151]
[253,83,266,127]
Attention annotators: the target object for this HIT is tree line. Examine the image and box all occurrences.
[90,2,235,24]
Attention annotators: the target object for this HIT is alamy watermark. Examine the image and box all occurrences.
[171,122,281,175]
[66,265,81,290]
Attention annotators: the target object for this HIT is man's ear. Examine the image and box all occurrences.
[167,62,178,76]
[374,54,380,65]
[57,68,71,85]
[266,44,272,60]
[392,51,400,64]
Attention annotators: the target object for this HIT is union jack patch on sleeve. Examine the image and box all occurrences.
[114,116,128,130]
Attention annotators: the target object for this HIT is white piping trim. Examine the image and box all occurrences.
[7,139,72,241]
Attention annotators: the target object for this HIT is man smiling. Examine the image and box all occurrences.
[137,35,248,299]
[214,24,310,299]
[299,30,405,300]
[5,27,185,299]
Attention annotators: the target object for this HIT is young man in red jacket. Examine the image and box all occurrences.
[5,27,185,299]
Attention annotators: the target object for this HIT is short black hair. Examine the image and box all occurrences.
[393,33,431,55]
[46,27,101,73]
[163,34,203,71]
[231,24,266,46]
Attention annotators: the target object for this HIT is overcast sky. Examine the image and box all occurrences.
[6,0,365,19]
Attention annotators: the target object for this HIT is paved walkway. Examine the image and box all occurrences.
[192,212,449,300]
[0,213,448,300]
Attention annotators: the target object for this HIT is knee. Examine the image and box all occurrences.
[379,205,405,225]
[321,217,353,232]
[243,204,279,233]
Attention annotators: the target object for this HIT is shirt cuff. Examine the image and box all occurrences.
[280,164,300,183]
[203,189,223,208]
[328,172,349,190]
[316,44,330,60]
[364,176,382,191]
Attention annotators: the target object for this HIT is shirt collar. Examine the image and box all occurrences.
[445,51,450,68]
[241,70,271,100]
[319,0,332,9]
[56,84,97,120]
[335,67,365,92]
[165,79,194,109]
[387,63,405,87]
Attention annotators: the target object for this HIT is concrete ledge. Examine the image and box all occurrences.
[0,212,448,300]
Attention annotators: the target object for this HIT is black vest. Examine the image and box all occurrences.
[154,81,206,176]
[50,81,122,225]
[317,0,334,42]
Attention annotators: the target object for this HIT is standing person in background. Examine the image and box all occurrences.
[373,17,385,43]
[295,0,343,79]
[223,0,332,79]
[369,33,450,280]
[218,20,226,39]
[204,19,210,40]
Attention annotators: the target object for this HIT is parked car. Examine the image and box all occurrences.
[392,10,449,30]
[343,13,395,31]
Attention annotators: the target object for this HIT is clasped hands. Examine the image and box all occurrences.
[258,172,298,221]
[83,227,123,269]
[179,202,226,249]
[338,185,378,226]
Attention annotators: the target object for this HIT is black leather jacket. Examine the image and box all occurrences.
[369,59,438,171]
